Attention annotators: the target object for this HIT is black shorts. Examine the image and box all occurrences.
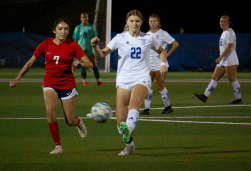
[42,87,78,99]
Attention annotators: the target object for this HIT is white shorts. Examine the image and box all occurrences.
[116,80,151,92]
[150,56,169,71]
[42,87,78,99]
[217,54,239,67]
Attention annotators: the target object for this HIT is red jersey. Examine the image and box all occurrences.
[33,37,86,89]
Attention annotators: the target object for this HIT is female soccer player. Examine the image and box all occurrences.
[195,15,242,104]
[9,18,93,154]
[141,14,179,115]
[91,9,168,155]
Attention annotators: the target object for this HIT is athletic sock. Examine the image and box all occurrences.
[204,79,218,97]
[159,87,170,107]
[80,66,87,79]
[126,137,134,146]
[126,109,139,133]
[48,121,61,146]
[117,126,123,137]
[144,89,153,109]
[93,66,100,80]
[231,81,242,99]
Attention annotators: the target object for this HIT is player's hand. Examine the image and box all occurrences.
[73,60,80,67]
[10,80,18,87]
[215,57,221,64]
[160,65,167,80]
[91,37,100,47]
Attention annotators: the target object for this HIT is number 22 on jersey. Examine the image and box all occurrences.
[131,47,141,59]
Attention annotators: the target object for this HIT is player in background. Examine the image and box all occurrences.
[194,15,242,104]
[72,13,105,86]
[91,9,168,155]
[141,14,179,115]
[10,18,93,154]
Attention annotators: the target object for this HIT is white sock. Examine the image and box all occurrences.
[126,109,139,133]
[117,126,123,137]
[159,88,170,107]
[126,141,135,146]
[144,89,153,109]
[204,79,218,97]
[231,81,242,99]
[83,79,87,82]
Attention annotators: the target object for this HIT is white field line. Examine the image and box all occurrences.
[1,105,250,125]
[1,78,251,82]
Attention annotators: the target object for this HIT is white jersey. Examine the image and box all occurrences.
[219,28,239,66]
[147,29,175,70]
[107,32,160,86]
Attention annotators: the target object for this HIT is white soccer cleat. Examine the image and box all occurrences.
[50,146,63,154]
[118,145,135,155]
[77,117,87,138]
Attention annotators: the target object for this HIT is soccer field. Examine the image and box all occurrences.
[0,69,251,171]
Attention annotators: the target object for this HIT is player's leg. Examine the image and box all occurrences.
[43,88,62,154]
[155,69,173,114]
[195,65,225,102]
[60,88,87,138]
[117,83,149,155]
[116,87,133,155]
[225,65,242,104]
[87,54,105,86]
[80,66,88,85]
[141,71,155,115]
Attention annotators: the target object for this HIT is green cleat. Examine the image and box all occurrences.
[119,121,130,143]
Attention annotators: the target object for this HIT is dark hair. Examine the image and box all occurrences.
[81,13,88,17]
[123,9,144,32]
[220,15,234,26]
[148,14,161,31]
[52,18,70,31]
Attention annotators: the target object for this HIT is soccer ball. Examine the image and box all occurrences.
[91,102,112,123]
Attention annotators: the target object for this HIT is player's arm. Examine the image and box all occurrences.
[91,37,112,58]
[215,43,233,64]
[10,56,38,87]
[156,46,168,80]
[166,40,179,57]
[78,55,93,68]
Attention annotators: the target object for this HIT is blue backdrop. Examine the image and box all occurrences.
[0,32,251,71]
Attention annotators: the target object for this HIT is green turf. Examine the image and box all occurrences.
[0,70,251,170]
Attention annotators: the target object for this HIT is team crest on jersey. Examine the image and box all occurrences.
[141,39,146,45]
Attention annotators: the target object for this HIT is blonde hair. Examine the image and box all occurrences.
[148,14,161,31]
[123,9,144,32]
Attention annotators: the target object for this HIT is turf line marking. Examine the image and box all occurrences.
[138,119,251,125]
[145,104,251,110]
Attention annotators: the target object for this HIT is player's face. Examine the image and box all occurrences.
[53,22,69,41]
[81,14,88,24]
[149,17,159,29]
[127,15,142,33]
[219,18,229,30]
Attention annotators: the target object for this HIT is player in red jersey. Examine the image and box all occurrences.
[9,18,93,154]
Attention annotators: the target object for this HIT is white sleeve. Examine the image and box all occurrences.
[151,35,161,51]
[163,31,175,45]
[227,30,235,44]
[107,35,119,51]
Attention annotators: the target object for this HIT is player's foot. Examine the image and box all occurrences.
[140,109,150,115]
[229,99,243,104]
[97,81,105,86]
[194,93,207,103]
[83,81,88,86]
[77,117,87,138]
[50,146,63,154]
[119,122,130,143]
[162,105,173,114]
[118,145,135,155]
